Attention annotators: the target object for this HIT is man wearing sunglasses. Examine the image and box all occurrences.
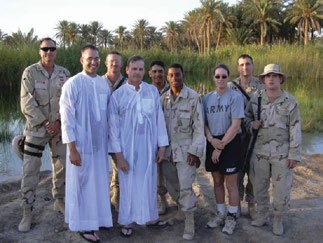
[18,37,70,232]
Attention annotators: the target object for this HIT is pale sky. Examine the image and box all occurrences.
[0,0,237,38]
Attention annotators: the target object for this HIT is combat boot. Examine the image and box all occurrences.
[18,206,33,232]
[183,211,195,240]
[273,213,284,235]
[158,195,168,215]
[53,198,65,215]
[251,215,268,227]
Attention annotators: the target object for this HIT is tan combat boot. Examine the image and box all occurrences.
[18,206,33,232]
[183,211,195,240]
[53,198,65,215]
[273,213,284,235]
[251,214,268,227]
[158,195,168,215]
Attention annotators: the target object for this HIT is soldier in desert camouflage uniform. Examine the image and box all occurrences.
[160,63,205,240]
[228,54,265,219]
[149,60,170,215]
[244,64,301,235]
[18,38,70,232]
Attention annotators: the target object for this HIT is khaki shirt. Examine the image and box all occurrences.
[20,61,70,137]
[161,85,205,162]
[244,90,302,161]
[102,74,126,92]
[228,76,265,106]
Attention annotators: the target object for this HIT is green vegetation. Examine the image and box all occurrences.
[0,43,322,132]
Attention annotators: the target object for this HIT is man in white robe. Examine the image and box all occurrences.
[60,44,112,242]
[108,55,169,237]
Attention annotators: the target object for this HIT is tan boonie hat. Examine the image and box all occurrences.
[259,64,285,83]
[12,135,25,160]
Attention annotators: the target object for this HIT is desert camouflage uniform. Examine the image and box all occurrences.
[102,74,127,92]
[160,85,205,212]
[20,61,70,208]
[102,74,126,203]
[244,90,301,216]
[228,77,265,203]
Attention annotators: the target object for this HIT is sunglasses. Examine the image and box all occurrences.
[214,75,228,79]
[40,47,56,52]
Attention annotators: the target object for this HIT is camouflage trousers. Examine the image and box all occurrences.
[250,154,293,216]
[162,160,197,212]
[110,158,119,191]
[21,134,66,208]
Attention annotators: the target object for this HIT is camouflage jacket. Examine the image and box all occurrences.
[160,85,205,162]
[20,61,70,137]
[244,90,302,161]
[228,76,265,106]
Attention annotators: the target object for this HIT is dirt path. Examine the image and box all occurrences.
[0,154,322,243]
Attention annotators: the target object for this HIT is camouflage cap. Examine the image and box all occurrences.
[259,64,285,83]
[12,135,25,160]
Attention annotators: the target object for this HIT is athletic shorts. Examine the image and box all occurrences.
[205,133,242,175]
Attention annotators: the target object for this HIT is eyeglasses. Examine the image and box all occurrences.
[83,57,100,62]
[214,75,228,79]
[40,47,56,52]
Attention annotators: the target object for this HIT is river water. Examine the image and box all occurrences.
[0,132,322,183]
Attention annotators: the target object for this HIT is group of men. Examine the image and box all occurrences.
[15,37,301,241]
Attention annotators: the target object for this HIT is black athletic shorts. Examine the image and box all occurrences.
[205,133,242,175]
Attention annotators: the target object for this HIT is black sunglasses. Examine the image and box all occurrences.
[40,47,56,52]
[214,75,228,79]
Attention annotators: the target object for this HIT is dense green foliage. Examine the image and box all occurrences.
[0,43,322,132]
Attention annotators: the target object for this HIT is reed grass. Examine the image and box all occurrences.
[0,43,322,132]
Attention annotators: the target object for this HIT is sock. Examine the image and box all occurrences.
[228,205,238,214]
[216,204,226,216]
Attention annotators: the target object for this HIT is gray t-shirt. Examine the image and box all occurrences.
[203,88,244,136]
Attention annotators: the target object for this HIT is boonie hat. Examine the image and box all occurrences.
[12,135,25,160]
[259,64,285,83]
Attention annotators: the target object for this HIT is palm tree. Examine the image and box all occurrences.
[242,0,282,46]
[98,29,113,48]
[89,21,103,45]
[79,24,92,44]
[55,20,69,48]
[133,19,150,51]
[182,10,204,54]
[66,22,79,47]
[114,25,127,49]
[4,28,38,48]
[198,0,224,53]
[0,29,8,42]
[285,0,323,45]
[214,3,235,48]
[160,21,182,52]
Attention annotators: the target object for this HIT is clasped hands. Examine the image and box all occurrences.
[210,138,225,164]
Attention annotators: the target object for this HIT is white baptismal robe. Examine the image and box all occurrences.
[108,82,169,225]
[60,71,112,231]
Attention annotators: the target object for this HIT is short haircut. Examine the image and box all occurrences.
[237,54,253,64]
[127,55,144,66]
[213,64,230,75]
[168,63,183,73]
[150,60,165,69]
[39,37,56,46]
[106,50,122,59]
[81,44,99,54]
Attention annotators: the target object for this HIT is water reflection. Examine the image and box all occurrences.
[0,142,51,182]
[1,84,322,183]
[302,133,323,155]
